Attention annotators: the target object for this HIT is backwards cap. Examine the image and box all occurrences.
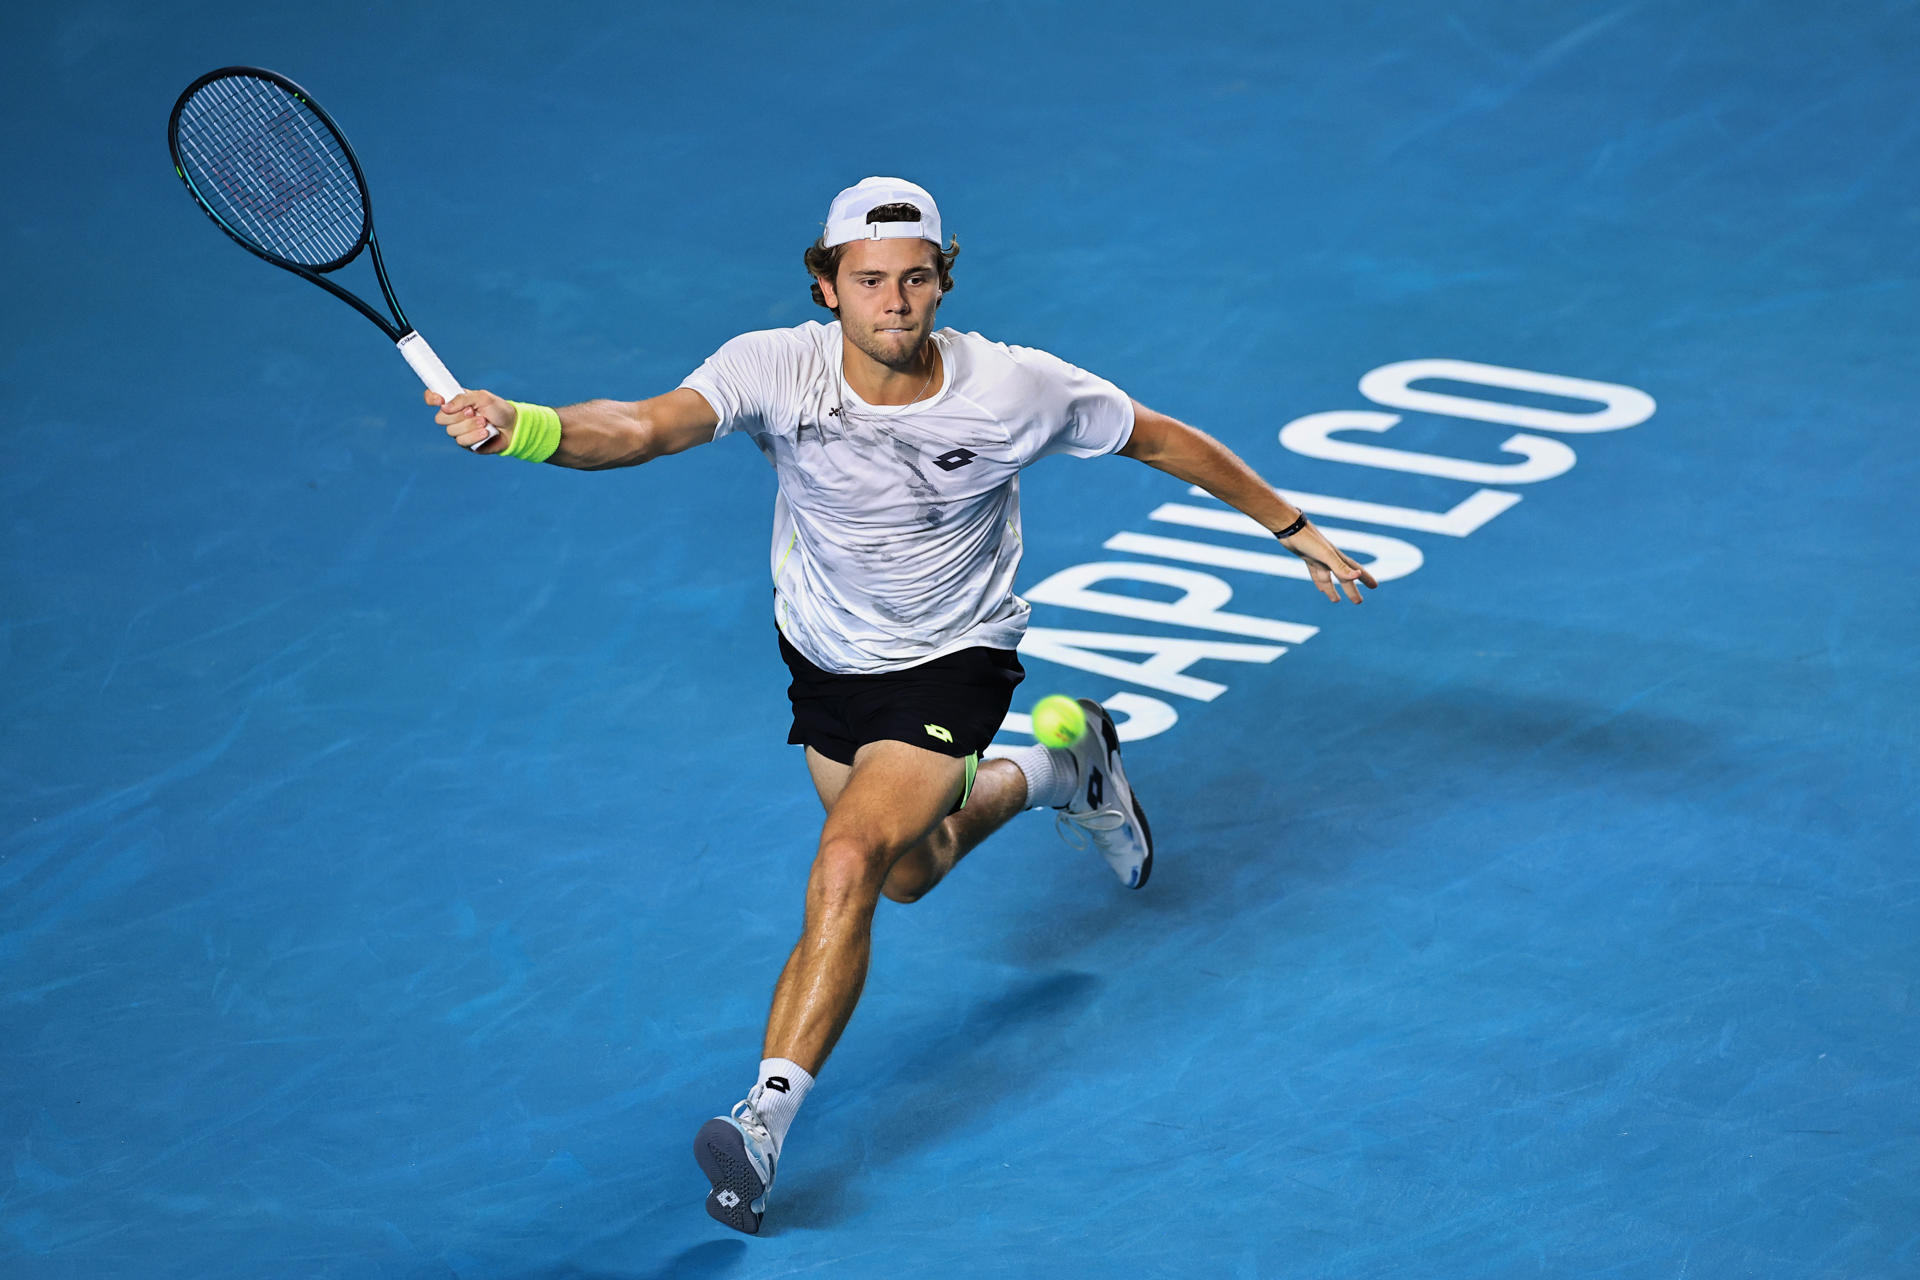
[822,176,943,248]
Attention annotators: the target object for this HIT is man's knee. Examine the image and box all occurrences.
[879,828,951,905]
[808,834,893,915]
[879,879,924,905]
[880,856,930,904]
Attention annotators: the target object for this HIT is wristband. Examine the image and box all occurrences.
[1273,512,1308,540]
[502,401,562,463]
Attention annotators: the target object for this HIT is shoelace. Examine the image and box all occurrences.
[1055,806,1128,850]
[732,1099,774,1149]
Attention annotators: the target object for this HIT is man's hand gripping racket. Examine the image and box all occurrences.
[429,388,517,453]
[168,66,498,450]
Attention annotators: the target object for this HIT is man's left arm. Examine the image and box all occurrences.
[1117,401,1378,604]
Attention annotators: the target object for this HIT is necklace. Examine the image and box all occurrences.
[829,339,940,433]
[902,342,938,407]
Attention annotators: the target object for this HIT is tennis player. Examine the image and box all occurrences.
[430,176,1375,1234]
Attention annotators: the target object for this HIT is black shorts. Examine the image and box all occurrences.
[778,631,1025,767]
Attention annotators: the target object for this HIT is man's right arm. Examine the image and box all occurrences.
[430,387,720,470]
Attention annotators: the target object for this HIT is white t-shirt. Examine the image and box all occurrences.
[680,320,1134,673]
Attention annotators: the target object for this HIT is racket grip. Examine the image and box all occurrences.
[398,331,499,452]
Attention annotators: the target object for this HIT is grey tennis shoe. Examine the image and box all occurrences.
[695,1095,777,1234]
[1056,698,1154,889]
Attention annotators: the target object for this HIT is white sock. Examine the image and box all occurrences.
[990,742,1079,809]
[749,1058,814,1155]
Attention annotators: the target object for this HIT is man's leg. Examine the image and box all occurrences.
[803,747,1032,904]
[700,740,965,1234]
[763,740,970,1072]
[878,757,1029,903]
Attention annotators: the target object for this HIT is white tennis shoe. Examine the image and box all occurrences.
[1055,699,1154,889]
[695,1095,777,1234]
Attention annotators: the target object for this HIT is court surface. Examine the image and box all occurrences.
[4,2,1916,1277]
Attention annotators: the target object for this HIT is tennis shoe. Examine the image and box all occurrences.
[694,1095,778,1234]
[1055,698,1154,889]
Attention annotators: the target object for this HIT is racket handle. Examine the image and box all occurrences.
[398,331,499,452]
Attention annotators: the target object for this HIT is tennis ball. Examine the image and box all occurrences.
[1030,695,1087,748]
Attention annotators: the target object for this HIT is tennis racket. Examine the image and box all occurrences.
[167,66,497,449]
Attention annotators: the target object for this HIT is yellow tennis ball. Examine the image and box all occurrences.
[1030,695,1087,748]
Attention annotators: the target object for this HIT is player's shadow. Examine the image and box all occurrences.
[1360,682,1721,781]
[775,969,1099,1227]
[988,676,1729,966]
[501,1240,747,1280]
[635,1241,749,1280]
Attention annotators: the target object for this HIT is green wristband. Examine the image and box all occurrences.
[503,401,562,463]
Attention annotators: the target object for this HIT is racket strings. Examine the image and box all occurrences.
[175,74,366,269]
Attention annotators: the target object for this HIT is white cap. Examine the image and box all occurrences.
[822,176,943,248]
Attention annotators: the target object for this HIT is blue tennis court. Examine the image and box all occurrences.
[5,2,1916,1276]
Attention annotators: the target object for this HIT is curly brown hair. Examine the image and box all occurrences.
[804,202,959,314]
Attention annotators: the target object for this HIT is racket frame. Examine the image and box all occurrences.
[168,66,496,447]
[168,66,417,341]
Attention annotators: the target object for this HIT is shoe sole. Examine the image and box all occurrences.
[694,1117,768,1234]
[1080,699,1154,889]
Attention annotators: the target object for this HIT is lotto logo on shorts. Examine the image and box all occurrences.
[924,724,954,743]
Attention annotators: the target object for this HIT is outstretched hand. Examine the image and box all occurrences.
[1280,520,1378,603]
[427,388,515,454]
